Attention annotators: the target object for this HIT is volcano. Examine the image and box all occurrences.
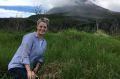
[47,0,116,19]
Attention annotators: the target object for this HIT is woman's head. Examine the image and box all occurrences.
[36,17,49,35]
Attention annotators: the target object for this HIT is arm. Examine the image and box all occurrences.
[25,64,33,79]
[32,54,44,74]
[20,34,33,65]
[33,40,46,73]
[20,34,33,78]
[25,64,31,71]
[33,62,43,73]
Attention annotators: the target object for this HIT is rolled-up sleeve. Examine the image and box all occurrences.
[20,35,33,65]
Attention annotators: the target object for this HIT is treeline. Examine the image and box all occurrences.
[29,14,97,32]
[0,14,120,34]
[96,18,120,34]
[0,18,35,31]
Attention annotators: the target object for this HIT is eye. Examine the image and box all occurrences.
[40,26,42,28]
[44,26,47,29]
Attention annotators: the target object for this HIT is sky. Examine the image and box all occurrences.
[0,0,120,18]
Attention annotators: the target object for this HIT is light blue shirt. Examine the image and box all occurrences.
[8,32,47,70]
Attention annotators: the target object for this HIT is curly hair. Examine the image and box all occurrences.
[37,17,49,26]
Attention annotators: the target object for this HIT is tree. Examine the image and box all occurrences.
[34,5,43,14]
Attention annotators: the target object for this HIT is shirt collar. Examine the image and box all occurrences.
[34,32,44,40]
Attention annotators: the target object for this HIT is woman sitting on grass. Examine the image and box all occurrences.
[8,17,49,79]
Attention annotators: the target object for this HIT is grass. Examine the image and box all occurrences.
[0,29,120,79]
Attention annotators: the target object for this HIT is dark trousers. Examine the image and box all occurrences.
[9,67,28,79]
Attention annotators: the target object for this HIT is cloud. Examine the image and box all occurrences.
[0,0,33,6]
[33,0,83,9]
[47,0,76,7]
[1,0,120,12]
[109,4,120,12]
[41,0,120,12]
[0,0,120,18]
[0,8,35,18]
[90,0,120,12]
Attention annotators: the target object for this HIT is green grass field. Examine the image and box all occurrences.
[0,29,120,79]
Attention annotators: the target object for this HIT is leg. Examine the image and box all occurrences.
[9,67,28,79]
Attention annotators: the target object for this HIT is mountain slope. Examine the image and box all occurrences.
[47,0,114,19]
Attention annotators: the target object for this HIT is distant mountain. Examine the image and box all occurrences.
[47,0,118,19]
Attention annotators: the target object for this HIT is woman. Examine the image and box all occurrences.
[8,17,49,79]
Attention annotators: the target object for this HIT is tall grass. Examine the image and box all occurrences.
[0,29,120,79]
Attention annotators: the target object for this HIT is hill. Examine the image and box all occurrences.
[47,0,114,19]
[46,0,120,34]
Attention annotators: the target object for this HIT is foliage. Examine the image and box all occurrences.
[0,13,120,34]
[0,29,120,79]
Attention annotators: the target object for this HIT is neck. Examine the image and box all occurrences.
[36,31,43,39]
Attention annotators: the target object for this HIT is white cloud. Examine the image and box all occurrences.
[90,0,120,12]
[0,0,33,6]
[1,0,120,12]
[32,0,54,9]
[32,0,77,9]
[0,0,120,18]
[35,0,120,12]
[0,8,35,18]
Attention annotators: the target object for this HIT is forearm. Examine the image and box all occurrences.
[25,64,31,72]
[25,64,36,79]
[33,62,42,73]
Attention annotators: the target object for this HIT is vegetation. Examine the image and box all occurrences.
[0,29,120,79]
[0,14,120,34]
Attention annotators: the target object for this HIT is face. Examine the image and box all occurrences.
[37,22,48,35]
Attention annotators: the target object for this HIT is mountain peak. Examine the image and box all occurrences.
[47,0,113,19]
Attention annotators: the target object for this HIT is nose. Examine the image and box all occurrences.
[41,27,45,30]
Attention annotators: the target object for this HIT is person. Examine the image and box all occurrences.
[8,17,49,79]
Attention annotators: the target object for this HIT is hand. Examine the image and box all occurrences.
[33,68,38,73]
[31,71,38,79]
[27,70,32,79]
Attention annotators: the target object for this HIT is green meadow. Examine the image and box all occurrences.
[0,29,120,79]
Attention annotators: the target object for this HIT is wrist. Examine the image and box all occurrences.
[33,68,37,73]
[26,69,31,72]
[25,64,31,72]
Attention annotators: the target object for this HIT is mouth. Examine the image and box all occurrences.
[40,30,45,32]
[39,29,45,34]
